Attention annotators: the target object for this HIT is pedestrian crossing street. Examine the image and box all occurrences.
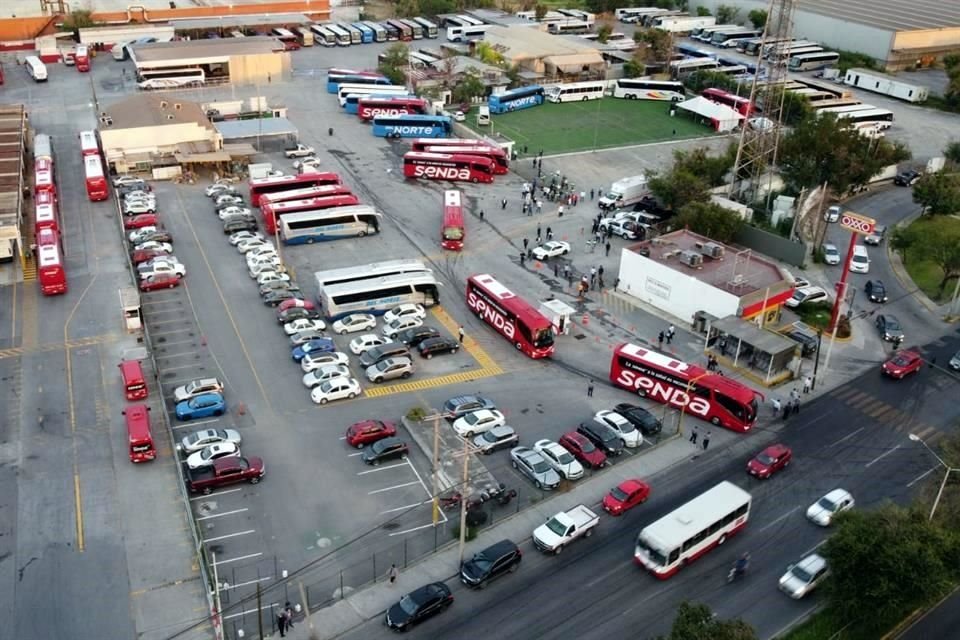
[826,385,942,444]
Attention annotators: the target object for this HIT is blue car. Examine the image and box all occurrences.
[176,392,227,421]
[292,338,336,361]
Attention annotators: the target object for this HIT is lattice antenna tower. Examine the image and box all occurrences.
[728,0,797,206]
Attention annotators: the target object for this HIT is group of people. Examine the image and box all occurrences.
[275,602,296,637]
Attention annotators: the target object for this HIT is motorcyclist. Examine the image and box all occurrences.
[734,552,751,576]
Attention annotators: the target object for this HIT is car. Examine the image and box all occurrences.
[780,327,819,357]
[177,428,242,455]
[237,237,270,253]
[283,318,326,336]
[558,431,607,469]
[278,298,314,312]
[249,259,284,277]
[185,441,240,470]
[292,338,337,361]
[594,410,643,448]
[300,350,350,371]
[366,356,414,383]
[345,419,397,448]
[806,488,854,526]
[245,244,278,261]
[175,392,227,420]
[865,279,888,303]
[382,315,424,338]
[301,364,351,388]
[259,281,301,297]
[139,260,186,280]
[128,226,159,243]
[747,443,793,479]
[950,350,960,371]
[214,193,244,207]
[122,191,156,205]
[510,446,561,490]
[262,289,298,307]
[133,240,174,254]
[289,329,327,347]
[779,553,829,599]
[531,240,571,260]
[292,156,321,170]
[599,218,640,240]
[124,213,158,230]
[310,377,362,404]
[395,325,440,347]
[205,183,237,197]
[113,175,147,187]
[442,395,496,420]
[349,333,390,355]
[864,223,886,246]
[882,349,923,379]
[786,286,829,308]
[473,426,519,454]
[256,270,291,286]
[821,243,841,265]
[229,230,264,246]
[383,303,426,325]
[418,336,460,359]
[612,403,663,436]
[824,205,841,222]
[533,439,584,480]
[384,581,454,632]
[131,248,171,264]
[850,245,870,274]
[222,216,258,235]
[894,169,921,186]
[332,313,377,335]
[278,306,322,325]
[173,377,225,402]
[117,183,151,198]
[460,539,522,589]
[139,274,181,291]
[452,409,506,437]
[576,421,624,457]
[123,200,156,214]
[875,314,904,342]
[218,206,253,221]
[454,111,466,121]
[132,229,173,245]
[361,436,409,465]
[602,478,651,515]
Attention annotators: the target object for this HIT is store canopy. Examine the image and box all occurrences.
[676,96,744,132]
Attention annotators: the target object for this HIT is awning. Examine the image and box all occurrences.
[223,143,258,157]
[544,53,605,73]
[174,150,232,163]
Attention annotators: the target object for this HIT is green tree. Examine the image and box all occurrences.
[535,3,548,21]
[913,217,960,295]
[377,43,410,85]
[597,23,613,44]
[419,0,456,17]
[475,40,504,65]
[696,6,712,16]
[505,63,522,89]
[747,9,767,29]
[683,70,739,93]
[394,0,421,18]
[60,9,98,30]
[913,172,960,215]
[657,601,758,640]
[673,201,746,243]
[623,56,646,79]
[945,141,960,165]
[649,169,709,212]
[889,223,921,265]
[673,146,735,187]
[636,28,673,62]
[451,68,486,104]
[716,4,740,23]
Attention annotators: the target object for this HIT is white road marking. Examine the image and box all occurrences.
[357,462,407,475]
[197,508,249,521]
[405,457,433,497]
[380,501,429,515]
[213,552,263,566]
[907,466,938,487]
[388,520,444,537]
[865,445,900,468]
[368,481,420,495]
[802,539,828,556]
[171,418,221,430]
[756,507,799,533]
[829,427,864,448]
[347,451,363,457]
[219,576,273,591]
[204,529,256,543]
[190,487,243,501]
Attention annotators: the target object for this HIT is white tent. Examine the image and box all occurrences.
[675,96,744,132]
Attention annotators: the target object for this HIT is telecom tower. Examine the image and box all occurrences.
[728,0,796,205]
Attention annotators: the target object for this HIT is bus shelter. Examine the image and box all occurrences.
[706,315,799,386]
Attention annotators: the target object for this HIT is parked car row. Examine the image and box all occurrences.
[115,177,186,291]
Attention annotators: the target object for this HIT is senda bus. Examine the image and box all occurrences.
[544,81,607,103]
[343,91,413,114]
[609,343,762,431]
[84,155,108,201]
[422,144,509,175]
[403,152,495,183]
[262,193,360,234]
[35,201,60,234]
[249,172,342,207]
[466,274,555,358]
[441,190,465,251]
[358,96,428,121]
[612,79,685,101]
[279,205,382,245]
[79,130,100,157]
[702,88,754,116]
[320,272,440,320]
[487,85,545,114]
[372,115,451,139]
[314,259,430,297]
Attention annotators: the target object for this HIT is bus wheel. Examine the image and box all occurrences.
[515,342,522,351]
[391,132,401,139]
[711,417,721,426]
[307,238,315,244]
[582,96,589,101]
[717,534,727,545]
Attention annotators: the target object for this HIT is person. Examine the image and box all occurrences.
[277,608,288,637]
[328,127,334,136]
[771,396,781,415]
[605,241,611,257]
[558,204,564,217]
[388,564,399,585]
[501,197,507,210]
[547,227,554,241]
[520,252,526,267]
[284,602,295,630]
[803,376,812,393]
[458,326,465,344]
[734,552,750,576]
[479,209,484,220]
[587,380,594,397]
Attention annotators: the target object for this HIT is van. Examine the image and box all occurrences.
[359,343,411,368]
[118,360,148,400]
[122,404,155,463]
[850,245,870,274]
[24,56,48,82]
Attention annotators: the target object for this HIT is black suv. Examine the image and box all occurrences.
[418,336,461,359]
[395,325,440,347]
[460,539,522,588]
[865,279,887,303]
[577,421,624,456]
[613,403,663,436]
[893,170,921,186]
[443,395,496,420]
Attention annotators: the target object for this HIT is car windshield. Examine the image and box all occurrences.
[579,438,596,453]
[469,554,492,572]
[791,565,814,582]
[398,594,419,615]
[619,421,637,434]
[756,452,775,465]
[610,486,629,501]
[481,431,501,443]
[465,413,482,425]
[817,496,839,512]
[554,449,575,464]
[893,355,913,366]
[886,318,901,330]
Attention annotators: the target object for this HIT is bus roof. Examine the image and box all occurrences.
[315,259,428,289]
[250,172,340,187]
[640,482,751,550]
[444,190,462,207]
[424,146,506,156]
[468,273,552,328]
[259,184,352,205]
[323,271,439,298]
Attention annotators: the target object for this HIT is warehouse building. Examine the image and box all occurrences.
[480,25,605,79]
[132,36,290,86]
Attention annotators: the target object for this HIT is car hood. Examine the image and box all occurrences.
[778,571,807,596]
[602,494,624,512]
[385,602,412,627]
[806,503,831,524]
[460,561,485,584]
[747,459,770,474]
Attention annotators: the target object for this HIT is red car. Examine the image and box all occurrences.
[558,431,607,469]
[345,419,397,448]
[882,349,923,379]
[603,478,651,515]
[131,248,170,264]
[278,298,316,312]
[747,443,792,479]
[140,273,181,291]
[124,213,158,230]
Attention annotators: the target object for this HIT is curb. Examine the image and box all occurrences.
[885,215,943,314]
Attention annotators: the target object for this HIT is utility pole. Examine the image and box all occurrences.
[457,436,472,565]
[424,412,445,525]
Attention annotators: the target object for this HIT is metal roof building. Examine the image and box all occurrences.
[132,36,290,84]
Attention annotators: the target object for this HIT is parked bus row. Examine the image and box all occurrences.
[309,17,438,47]
[403,138,510,184]
[33,133,66,295]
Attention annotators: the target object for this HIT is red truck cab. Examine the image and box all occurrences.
[188,456,264,494]
[119,359,148,400]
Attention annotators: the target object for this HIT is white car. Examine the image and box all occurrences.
[245,245,278,261]
[185,441,241,470]
[349,333,390,355]
[256,270,291,286]
[382,316,424,339]
[178,428,242,455]
[454,111,466,122]
[128,226,158,243]
[218,206,253,221]
[593,410,643,448]
[134,241,174,254]
[383,303,426,325]
[452,409,506,437]
[246,252,280,269]
[123,191,156,205]
[533,439,584,480]
[229,231,264,246]
[332,313,377,335]
[113,175,145,187]
[779,554,828,599]
[531,241,571,260]
[283,318,326,335]
[806,488,854,526]
[205,183,237,197]
[824,205,841,223]
[300,350,350,372]
[139,260,186,280]
[214,193,244,207]
[301,364,350,388]
[237,237,270,253]
[600,218,640,240]
[123,200,156,214]
[821,243,841,265]
[785,286,829,308]
[293,156,321,170]
[248,260,282,278]
[310,377,362,404]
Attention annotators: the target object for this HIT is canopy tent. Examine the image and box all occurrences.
[675,96,744,132]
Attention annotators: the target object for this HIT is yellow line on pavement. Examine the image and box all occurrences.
[364,366,504,398]
[74,474,85,551]
[0,333,120,360]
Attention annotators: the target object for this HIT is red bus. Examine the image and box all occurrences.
[441,190,465,250]
[701,88,754,117]
[424,144,509,175]
[257,184,353,209]
[37,231,67,295]
[84,155,108,201]
[249,172,341,207]
[35,201,59,233]
[34,157,55,194]
[262,194,360,234]
[465,274,555,358]
[36,227,59,248]
[75,45,91,72]
[358,96,429,122]
[403,152,495,184]
[79,130,99,157]
[609,343,762,432]
[36,189,56,208]
[411,138,489,152]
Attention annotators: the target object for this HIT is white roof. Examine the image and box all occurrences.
[641,481,751,549]
[677,96,744,122]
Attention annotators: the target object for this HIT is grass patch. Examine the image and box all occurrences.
[794,302,832,330]
[781,605,920,640]
[900,216,960,302]
[464,99,714,155]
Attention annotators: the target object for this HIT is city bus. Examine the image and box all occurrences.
[402,152,495,183]
[279,205,382,245]
[363,21,388,42]
[338,83,408,106]
[544,80,607,103]
[262,194,360,234]
[310,24,337,47]
[413,17,439,38]
[295,26,314,47]
[635,481,751,579]
[386,19,413,41]
[609,343,762,432]
[446,24,488,42]
[257,184,353,211]
[320,271,440,320]
[325,23,353,46]
[326,71,390,94]
[314,259,430,296]
[249,172,342,207]
[344,92,415,115]
[399,19,424,39]
[84,155,108,201]
[37,232,67,295]
[702,87,754,116]
[79,130,100,157]
[488,85,545,114]
[340,23,363,45]
[465,273,555,358]
[422,145,509,175]
[372,114,452,139]
[711,28,760,45]
[788,51,840,71]
[766,42,821,61]
[669,58,720,79]
[358,96,429,121]
[35,201,60,234]
[351,22,374,43]
[612,78,686,101]
[441,190,465,251]
[745,37,792,55]
[676,43,717,59]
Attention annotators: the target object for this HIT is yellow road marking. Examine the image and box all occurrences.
[364,366,504,398]
[74,474,84,552]
[0,333,120,360]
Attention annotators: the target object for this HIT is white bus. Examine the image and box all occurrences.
[446,24,488,42]
[279,205,382,245]
[712,29,760,46]
[692,24,739,41]
[717,64,749,77]
[836,107,894,130]
[612,78,685,101]
[314,259,430,296]
[456,14,484,26]
[137,67,205,90]
[364,21,388,42]
[310,24,337,47]
[24,56,48,82]
[413,17,438,38]
[546,19,592,35]
[326,23,352,46]
[545,81,607,103]
[669,58,720,79]
[788,51,840,71]
[320,272,440,320]
[337,84,408,107]
[635,481,751,579]
[764,40,820,59]
[616,7,668,23]
[295,26,315,47]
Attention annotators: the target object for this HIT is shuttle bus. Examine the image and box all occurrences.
[446,24,488,42]
[836,107,894,130]
[279,206,382,245]
[386,19,413,41]
[400,19,424,39]
[422,145,509,175]
[465,273,555,358]
[326,23,353,46]
[262,194,360,234]
[37,232,67,295]
[441,190,465,250]
[84,155,108,201]
[402,152,495,183]
[669,58,720,79]
[544,80,607,103]
[413,17,439,38]
[351,22,374,43]
[249,172,342,207]
[546,19,591,35]
[321,271,440,320]
[358,96,428,121]
[702,88,754,116]
[487,85,545,114]
[612,78,685,101]
[79,130,100,157]
[372,114,451,139]
[314,259,430,296]
[137,67,205,90]
[788,51,840,71]
[711,28,759,45]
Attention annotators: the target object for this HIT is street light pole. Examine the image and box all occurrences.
[457,435,471,565]
[909,433,959,521]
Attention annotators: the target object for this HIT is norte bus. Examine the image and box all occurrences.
[262,193,360,234]
[441,190,465,250]
[363,21,388,42]
[487,85,545,114]
[249,172,342,207]
[372,115,451,139]
[320,271,440,320]
[314,259,430,297]
[403,152,495,183]
[466,273,555,358]
[612,78,685,101]
[279,205,382,245]
[84,155,108,201]
[422,145,509,174]
[358,96,429,121]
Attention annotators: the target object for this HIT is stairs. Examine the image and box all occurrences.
[21,255,36,281]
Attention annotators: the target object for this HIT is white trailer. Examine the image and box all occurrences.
[843,68,929,104]
[655,16,716,33]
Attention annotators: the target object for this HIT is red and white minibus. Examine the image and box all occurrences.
[249,172,342,207]
[79,130,100,157]
[465,274,555,358]
[402,152,495,184]
[118,360,148,400]
[37,233,67,295]
[84,155,108,201]
[34,157,55,195]
[441,190,464,251]
[701,88,754,117]
[122,404,156,463]
[75,45,91,72]
[262,194,360,234]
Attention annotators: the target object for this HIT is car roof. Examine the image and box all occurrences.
[487,425,515,436]
[824,488,851,501]
[478,539,518,558]
[764,443,790,456]
[797,553,827,572]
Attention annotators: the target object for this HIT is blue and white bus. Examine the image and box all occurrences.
[364,21,388,42]
[326,72,391,94]
[487,85,545,114]
[371,114,452,138]
[343,91,415,114]
[413,17,439,38]
[352,22,374,43]
[279,205,382,245]
[320,272,440,320]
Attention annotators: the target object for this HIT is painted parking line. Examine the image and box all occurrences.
[907,466,938,487]
[190,487,244,501]
[156,338,197,348]
[213,552,263,566]
[220,576,273,591]
[347,451,363,457]
[171,417,222,429]
[388,520,445,537]
[429,306,502,371]
[364,367,504,398]
[357,462,408,475]
[197,508,249,521]
[368,480,421,495]
[204,529,256,543]
[865,444,900,468]
[380,500,433,515]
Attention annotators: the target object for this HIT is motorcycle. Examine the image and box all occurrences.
[438,492,463,511]
[477,483,518,507]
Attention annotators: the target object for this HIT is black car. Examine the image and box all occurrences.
[865,279,888,303]
[577,421,624,456]
[395,325,440,347]
[418,336,461,359]
[262,289,299,307]
[361,437,409,466]
[276,306,321,325]
[259,281,302,297]
[875,314,904,342]
[613,403,663,436]
[893,170,921,187]
[460,540,522,589]
[223,217,258,234]
[443,395,496,420]
[132,230,173,244]
[780,329,818,357]
[385,582,454,631]
[117,182,151,197]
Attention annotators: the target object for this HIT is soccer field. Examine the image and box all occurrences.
[466,99,715,155]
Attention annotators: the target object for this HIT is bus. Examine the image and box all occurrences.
[488,85,545,114]
[609,343,762,432]
[249,172,342,207]
[338,83,408,106]
[34,157,55,195]
[271,28,301,50]
[35,201,60,234]
[735,37,764,53]
[413,17,439,38]
[258,184,353,210]
[326,23,353,46]
[446,24,488,42]
[37,232,67,295]
[84,155,108,201]
[403,152,495,183]
[692,24,739,40]
[635,481,751,579]
[441,190,465,251]
[382,21,401,41]
[358,96,429,121]
[791,89,839,104]
[295,26,314,47]
[546,19,591,35]
[746,37,792,56]
[423,145,509,175]
[669,58,719,79]
[615,7,668,23]
[788,51,840,71]
[765,41,821,60]
[717,64,749,77]
[321,272,440,320]
[400,19,424,39]
[612,78,686,101]
[386,19,413,41]
[79,130,99,157]
[344,92,414,115]
[314,259,430,296]
[351,22,374,43]
[364,21,388,42]
[837,107,894,130]
[466,273,555,358]
[544,81,607,103]
[702,88,754,116]
[326,71,390,94]
[262,194,360,234]
[279,205,382,245]
[676,44,717,59]
[310,25,337,47]
[137,67,205,90]
[372,114,452,139]
[337,23,361,45]
[75,45,91,72]
[713,29,760,46]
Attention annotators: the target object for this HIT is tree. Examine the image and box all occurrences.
[683,70,739,94]
[696,6,712,16]
[673,201,746,243]
[377,43,409,85]
[674,146,735,187]
[889,224,921,264]
[623,56,646,79]
[747,9,767,29]
[913,172,960,216]
[419,0,456,16]
[451,68,486,104]
[636,28,673,62]
[475,41,504,66]
[505,63,522,89]
[657,601,758,640]
[60,9,98,30]
[394,0,420,18]
[597,22,613,44]
[945,141,960,166]
[716,4,740,24]
[649,169,709,212]
[915,218,960,295]
[535,3,548,21]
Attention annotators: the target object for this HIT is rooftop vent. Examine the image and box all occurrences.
[700,242,725,259]
[678,250,703,267]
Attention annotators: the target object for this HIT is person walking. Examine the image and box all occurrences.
[558,204,565,217]
[598,265,604,279]
[553,262,559,277]
[587,380,594,397]
[536,200,543,215]
[284,603,295,631]
[458,326,465,344]
[564,264,572,286]
[589,267,597,287]
[523,238,529,251]
[546,227,553,241]
[536,222,542,238]
[702,431,711,451]
[590,188,595,200]
[658,331,664,349]
[803,376,812,393]
[501,197,507,210]
[535,234,542,246]
[689,425,699,445]
[277,608,288,637]
[520,252,526,267]
[388,564,400,585]
[790,388,800,404]
[667,324,675,344]
[792,398,800,415]
[771,396,781,416]
[605,241,611,257]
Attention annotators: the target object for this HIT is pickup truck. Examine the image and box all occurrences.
[187,456,265,494]
[284,143,315,158]
[533,505,599,554]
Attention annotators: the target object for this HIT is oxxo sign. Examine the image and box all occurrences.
[839,211,876,236]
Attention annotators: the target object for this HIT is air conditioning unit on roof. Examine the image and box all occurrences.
[678,250,703,267]
[701,242,724,259]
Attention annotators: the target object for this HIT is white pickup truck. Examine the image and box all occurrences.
[533,505,599,554]
[284,143,315,158]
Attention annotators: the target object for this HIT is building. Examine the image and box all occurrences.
[691,0,960,70]
[132,36,290,86]
[406,54,508,95]
[0,105,27,275]
[480,25,605,79]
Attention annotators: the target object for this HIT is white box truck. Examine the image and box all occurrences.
[655,16,716,33]
[843,68,929,104]
[599,174,648,211]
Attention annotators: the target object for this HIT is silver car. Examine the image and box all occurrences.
[365,357,414,383]
[173,377,224,403]
[178,428,242,454]
[301,364,350,388]
[779,554,828,599]
[510,446,561,490]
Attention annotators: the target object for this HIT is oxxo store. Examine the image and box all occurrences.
[131,37,290,86]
